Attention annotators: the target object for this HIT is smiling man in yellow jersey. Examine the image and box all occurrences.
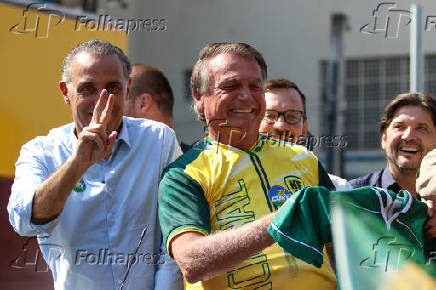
[158,42,337,289]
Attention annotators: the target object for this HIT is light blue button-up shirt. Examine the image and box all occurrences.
[8,117,183,290]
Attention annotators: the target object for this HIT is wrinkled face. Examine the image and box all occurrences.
[382,105,436,175]
[259,88,308,142]
[61,52,128,135]
[196,54,265,149]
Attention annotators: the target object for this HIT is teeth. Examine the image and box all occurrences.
[400,146,418,152]
[231,109,253,113]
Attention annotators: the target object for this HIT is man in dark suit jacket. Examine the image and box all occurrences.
[349,92,436,237]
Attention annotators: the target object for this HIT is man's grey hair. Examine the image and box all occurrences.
[61,39,131,83]
[190,42,267,123]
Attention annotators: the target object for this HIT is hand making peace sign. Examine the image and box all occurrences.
[73,89,119,169]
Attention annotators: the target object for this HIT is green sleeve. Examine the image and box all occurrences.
[267,186,332,267]
[158,167,211,254]
[318,161,335,190]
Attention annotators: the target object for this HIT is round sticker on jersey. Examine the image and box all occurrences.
[73,178,86,192]
[268,185,291,208]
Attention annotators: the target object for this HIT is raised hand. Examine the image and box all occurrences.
[73,89,118,169]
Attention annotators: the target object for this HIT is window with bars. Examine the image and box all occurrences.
[321,55,436,151]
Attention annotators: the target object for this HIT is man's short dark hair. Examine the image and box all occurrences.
[265,78,307,120]
[128,65,174,117]
[379,92,436,134]
[62,39,131,83]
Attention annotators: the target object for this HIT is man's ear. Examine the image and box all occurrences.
[59,82,70,105]
[381,131,387,150]
[125,78,132,99]
[193,92,204,113]
[302,119,309,137]
[137,93,153,113]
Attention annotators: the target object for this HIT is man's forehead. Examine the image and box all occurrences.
[389,105,435,128]
[208,53,262,77]
[71,52,125,80]
[73,51,94,64]
[393,105,432,119]
[72,52,122,69]
[265,89,304,108]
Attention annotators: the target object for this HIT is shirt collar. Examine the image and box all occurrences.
[250,135,264,152]
[205,134,263,153]
[68,123,77,152]
[117,117,131,148]
[381,165,402,193]
[68,117,131,152]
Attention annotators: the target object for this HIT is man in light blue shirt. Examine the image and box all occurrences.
[7,40,183,290]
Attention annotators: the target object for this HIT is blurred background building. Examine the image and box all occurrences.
[102,0,436,179]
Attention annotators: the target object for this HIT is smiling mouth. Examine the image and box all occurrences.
[230,109,255,113]
[398,145,419,155]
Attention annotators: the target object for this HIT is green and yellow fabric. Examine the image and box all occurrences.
[159,135,336,290]
[268,186,436,290]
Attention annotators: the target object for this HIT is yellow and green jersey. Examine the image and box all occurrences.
[159,135,337,289]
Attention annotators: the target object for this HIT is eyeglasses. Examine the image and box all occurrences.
[263,110,305,125]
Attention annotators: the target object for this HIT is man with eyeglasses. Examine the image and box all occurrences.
[259,78,351,190]
[259,78,307,144]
